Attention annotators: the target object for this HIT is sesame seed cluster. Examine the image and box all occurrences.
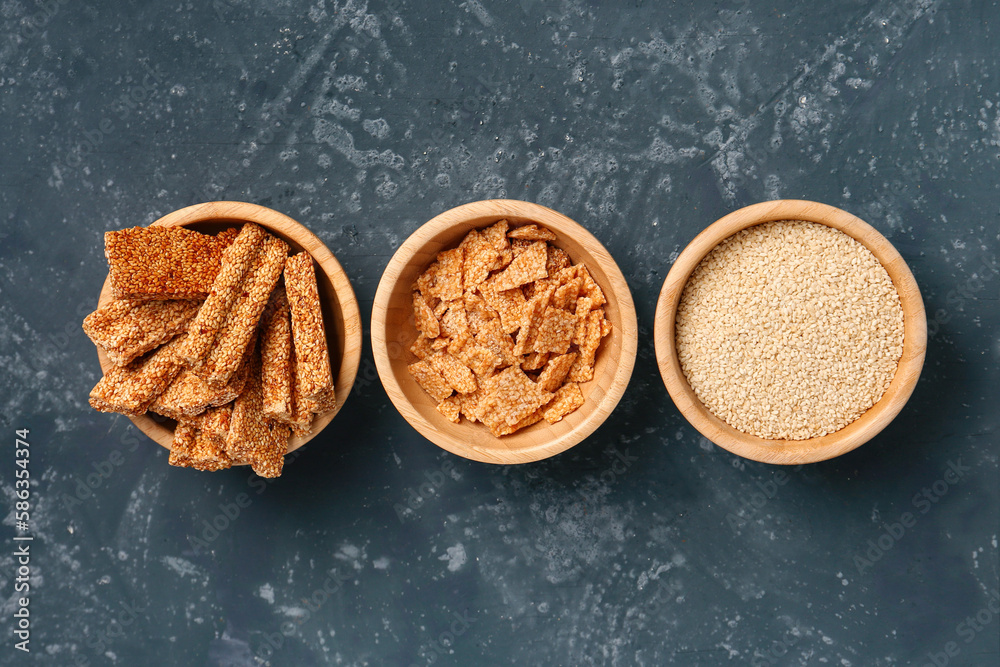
[675,220,905,440]
[86,223,336,477]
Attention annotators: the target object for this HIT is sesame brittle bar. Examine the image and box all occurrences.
[178,223,267,367]
[225,353,287,479]
[200,234,288,386]
[150,357,248,421]
[105,226,237,300]
[89,334,188,416]
[168,421,234,472]
[83,298,202,367]
[260,288,294,422]
[284,252,334,402]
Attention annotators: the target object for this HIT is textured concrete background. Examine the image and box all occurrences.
[1,0,998,665]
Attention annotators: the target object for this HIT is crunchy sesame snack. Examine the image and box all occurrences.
[260,288,294,422]
[199,234,288,387]
[150,358,247,421]
[409,221,612,436]
[198,403,233,442]
[167,421,197,468]
[226,351,286,478]
[168,421,234,472]
[83,298,202,367]
[675,220,905,440]
[87,221,338,478]
[178,223,267,367]
[89,333,188,416]
[284,252,334,402]
[105,226,237,300]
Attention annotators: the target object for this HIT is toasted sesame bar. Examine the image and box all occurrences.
[198,403,233,441]
[479,285,526,335]
[192,427,235,471]
[260,288,293,422]
[225,354,286,478]
[488,408,544,436]
[270,346,316,436]
[169,422,234,471]
[89,334,187,416]
[252,420,289,478]
[200,234,288,386]
[533,307,577,355]
[105,226,237,300]
[306,386,337,414]
[178,223,267,367]
[83,298,203,367]
[151,356,248,420]
[167,421,197,468]
[284,252,334,402]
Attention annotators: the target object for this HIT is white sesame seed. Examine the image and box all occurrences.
[675,220,905,440]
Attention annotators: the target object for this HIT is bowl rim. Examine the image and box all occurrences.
[93,200,363,457]
[653,199,927,464]
[371,199,638,464]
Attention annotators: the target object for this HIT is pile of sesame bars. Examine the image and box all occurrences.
[84,223,335,477]
[408,220,612,436]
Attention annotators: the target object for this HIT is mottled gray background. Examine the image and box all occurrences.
[1,0,998,665]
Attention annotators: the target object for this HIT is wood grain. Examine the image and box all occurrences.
[371,199,638,464]
[93,201,363,457]
[653,199,927,464]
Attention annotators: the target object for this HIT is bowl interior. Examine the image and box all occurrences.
[653,199,927,464]
[374,200,637,464]
[94,201,362,456]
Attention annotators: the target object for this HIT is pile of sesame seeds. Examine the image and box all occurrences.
[675,220,905,440]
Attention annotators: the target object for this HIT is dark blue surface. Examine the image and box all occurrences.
[0,1,997,665]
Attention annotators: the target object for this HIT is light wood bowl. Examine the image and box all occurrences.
[92,201,363,457]
[653,199,927,464]
[372,200,638,464]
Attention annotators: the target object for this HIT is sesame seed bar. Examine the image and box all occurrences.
[284,252,334,402]
[260,288,293,422]
[150,355,248,421]
[105,226,237,300]
[198,403,233,442]
[167,421,197,468]
[88,334,188,416]
[225,353,286,478]
[168,421,234,472]
[83,298,202,367]
[178,223,267,367]
[200,234,288,387]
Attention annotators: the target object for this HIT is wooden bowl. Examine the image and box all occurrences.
[93,201,363,456]
[371,200,638,464]
[653,199,927,465]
